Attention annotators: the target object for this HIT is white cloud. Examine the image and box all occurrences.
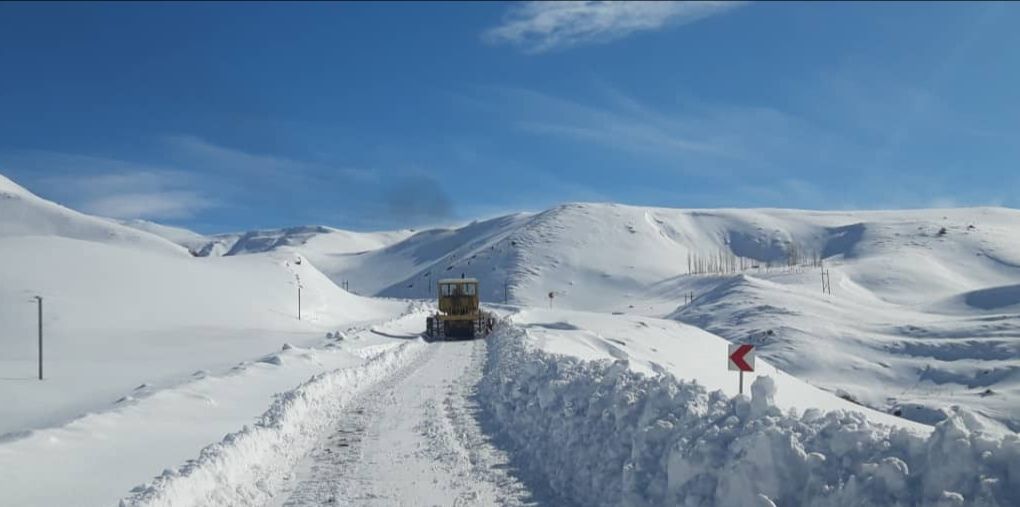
[165,135,294,176]
[2,150,217,220]
[1,136,386,225]
[491,87,732,160]
[163,135,377,183]
[483,1,743,53]
[59,168,217,220]
[83,191,212,220]
[475,85,853,177]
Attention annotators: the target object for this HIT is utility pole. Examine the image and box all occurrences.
[296,274,302,320]
[34,296,43,380]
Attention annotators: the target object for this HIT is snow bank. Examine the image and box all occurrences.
[121,339,425,507]
[480,326,1020,507]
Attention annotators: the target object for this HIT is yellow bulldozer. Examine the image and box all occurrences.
[426,277,494,340]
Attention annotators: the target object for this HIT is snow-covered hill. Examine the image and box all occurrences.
[2,170,1018,505]
[0,175,407,435]
[233,202,1020,431]
[356,203,1020,309]
[0,173,419,505]
[0,173,188,256]
[119,218,415,259]
[116,218,213,252]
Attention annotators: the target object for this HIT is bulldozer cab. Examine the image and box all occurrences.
[438,278,478,315]
[427,278,492,340]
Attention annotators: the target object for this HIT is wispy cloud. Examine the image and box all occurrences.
[83,191,212,220]
[0,136,423,229]
[489,87,735,161]
[163,135,377,184]
[65,170,216,220]
[483,1,743,53]
[471,84,858,179]
[3,151,217,220]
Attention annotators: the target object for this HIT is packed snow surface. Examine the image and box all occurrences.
[269,339,532,507]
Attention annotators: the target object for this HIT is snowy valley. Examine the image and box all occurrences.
[166,201,1020,434]
[2,172,1019,506]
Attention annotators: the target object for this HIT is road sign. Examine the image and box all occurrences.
[728,343,755,395]
[728,344,755,372]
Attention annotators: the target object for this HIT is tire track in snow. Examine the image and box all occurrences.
[273,339,535,507]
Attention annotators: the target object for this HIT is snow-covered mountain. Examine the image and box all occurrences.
[3,171,1019,506]
[340,203,1020,308]
[203,201,1020,431]
[118,220,415,258]
[115,218,213,253]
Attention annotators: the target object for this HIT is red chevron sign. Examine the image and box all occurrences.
[728,344,755,372]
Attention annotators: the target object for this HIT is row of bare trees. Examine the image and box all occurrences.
[686,244,824,276]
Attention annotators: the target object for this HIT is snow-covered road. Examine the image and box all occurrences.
[272,338,535,507]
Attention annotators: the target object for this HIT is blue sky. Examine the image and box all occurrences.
[1,1,1018,233]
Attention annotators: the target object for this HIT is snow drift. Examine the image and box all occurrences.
[121,339,425,507]
[480,325,1020,506]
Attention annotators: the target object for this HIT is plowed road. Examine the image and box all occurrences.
[271,339,536,506]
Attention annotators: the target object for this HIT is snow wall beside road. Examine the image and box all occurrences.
[479,325,1020,507]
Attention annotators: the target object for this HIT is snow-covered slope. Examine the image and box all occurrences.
[508,307,925,430]
[3,168,1017,505]
[119,201,1019,432]
[318,213,536,297]
[116,218,213,252]
[0,174,407,436]
[0,173,419,505]
[118,216,415,259]
[288,202,1020,431]
[188,225,414,258]
[361,204,1020,308]
[0,173,188,256]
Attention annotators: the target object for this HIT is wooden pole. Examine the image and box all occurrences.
[36,296,43,380]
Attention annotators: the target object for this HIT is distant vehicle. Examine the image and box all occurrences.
[426,277,494,340]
